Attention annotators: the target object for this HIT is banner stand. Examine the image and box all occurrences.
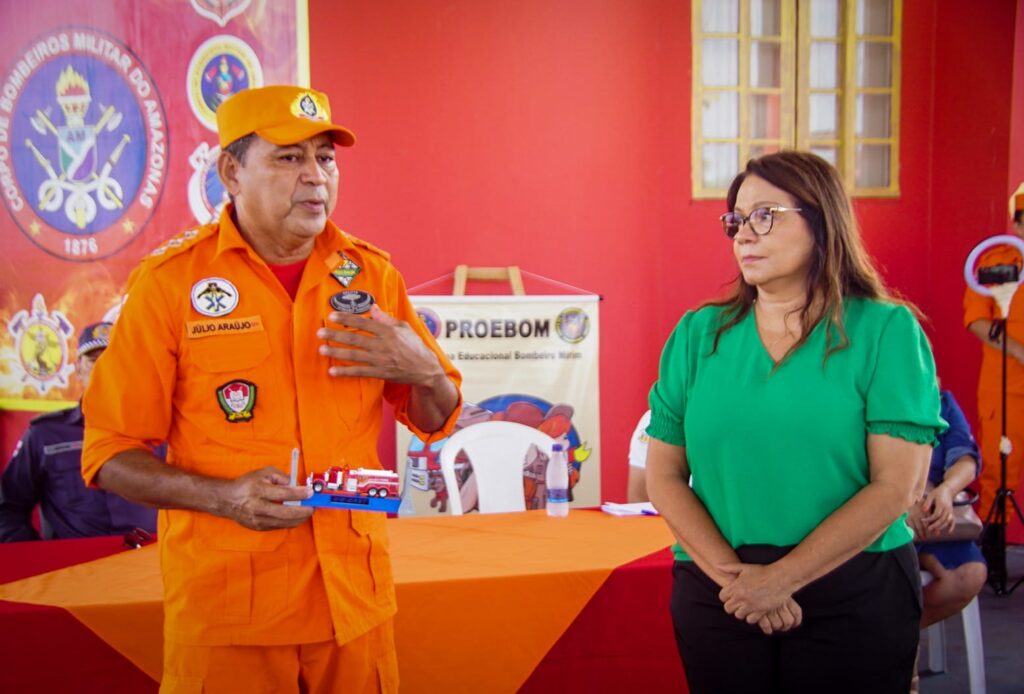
[397,268,601,517]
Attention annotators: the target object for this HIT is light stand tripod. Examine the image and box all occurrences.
[965,234,1024,595]
[979,316,1024,594]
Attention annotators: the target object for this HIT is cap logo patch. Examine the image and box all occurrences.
[191,277,239,317]
[291,92,328,122]
[216,379,256,422]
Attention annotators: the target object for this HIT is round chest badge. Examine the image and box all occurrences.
[191,277,239,317]
[330,290,375,314]
[0,28,168,261]
[186,35,263,131]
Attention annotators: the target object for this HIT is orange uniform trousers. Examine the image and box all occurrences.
[161,619,398,694]
[975,392,1024,521]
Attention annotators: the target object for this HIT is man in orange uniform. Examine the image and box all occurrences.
[963,182,1024,523]
[81,85,461,693]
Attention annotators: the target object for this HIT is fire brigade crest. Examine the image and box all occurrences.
[216,379,256,422]
[187,141,228,223]
[1,29,167,261]
[6,293,75,394]
[555,307,590,344]
[291,91,329,121]
[186,35,263,132]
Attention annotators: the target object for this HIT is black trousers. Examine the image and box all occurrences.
[670,544,922,694]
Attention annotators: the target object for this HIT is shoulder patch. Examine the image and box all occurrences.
[344,232,391,261]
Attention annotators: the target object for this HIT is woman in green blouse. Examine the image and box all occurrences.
[646,151,945,694]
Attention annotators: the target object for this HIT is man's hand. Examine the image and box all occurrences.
[219,466,314,531]
[318,305,445,386]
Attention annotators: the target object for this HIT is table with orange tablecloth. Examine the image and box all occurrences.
[0,510,685,693]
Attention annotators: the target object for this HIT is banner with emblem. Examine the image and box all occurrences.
[0,1,308,409]
[395,295,601,515]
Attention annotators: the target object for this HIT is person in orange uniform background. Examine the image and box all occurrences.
[964,182,1024,525]
[81,86,461,693]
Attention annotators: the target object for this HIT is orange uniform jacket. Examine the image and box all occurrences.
[964,246,1024,399]
[963,245,1024,517]
[82,207,461,647]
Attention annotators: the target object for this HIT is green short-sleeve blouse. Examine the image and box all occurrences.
[648,297,947,559]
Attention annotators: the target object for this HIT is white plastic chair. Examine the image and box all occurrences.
[920,571,986,694]
[439,421,556,515]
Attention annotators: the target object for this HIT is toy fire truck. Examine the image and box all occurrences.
[309,467,399,497]
[301,466,401,513]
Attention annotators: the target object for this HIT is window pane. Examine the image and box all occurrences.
[750,42,781,88]
[856,93,891,137]
[857,0,893,35]
[855,143,890,187]
[703,143,739,189]
[751,0,782,36]
[810,0,841,38]
[703,92,740,138]
[811,146,838,165]
[856,41,892,87]
[809,93,839,138]
[703,39,739,86]
[809,42,841,88]
[750,94,782,138]
[749,143,781,159]
[702,0,739,33]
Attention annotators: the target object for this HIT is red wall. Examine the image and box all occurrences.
[925,0,1017,425]
[306,0,1018,501]
[1011,0,1024,192]
[2,0,1020,505]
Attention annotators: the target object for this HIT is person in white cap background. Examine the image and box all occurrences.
[963,182,1024,527]
[0,322,156,541]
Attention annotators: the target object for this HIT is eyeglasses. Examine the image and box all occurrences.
[720,206,803,239]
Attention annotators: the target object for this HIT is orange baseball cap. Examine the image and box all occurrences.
[1011,182,1024,219]
[216,85,356,149]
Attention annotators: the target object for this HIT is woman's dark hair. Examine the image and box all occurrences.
[1015,209,1023,226]
[704,150,915,363]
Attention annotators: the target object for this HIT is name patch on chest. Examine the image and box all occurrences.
[186,315,264,339]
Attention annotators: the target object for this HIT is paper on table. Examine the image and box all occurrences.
[600,501,658,516]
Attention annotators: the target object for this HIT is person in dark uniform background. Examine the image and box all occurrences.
[0,322,157,542]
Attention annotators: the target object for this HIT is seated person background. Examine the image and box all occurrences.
[907,389,987,627]
[0,323,157,541]
[627,410,651,502]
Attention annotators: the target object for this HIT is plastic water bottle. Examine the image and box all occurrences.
[546,444,570,517]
